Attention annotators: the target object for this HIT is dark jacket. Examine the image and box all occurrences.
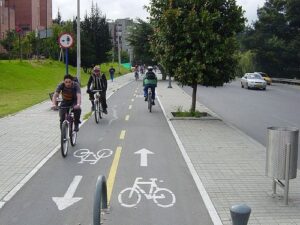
[143,71,157,87]
[87,73,107,91]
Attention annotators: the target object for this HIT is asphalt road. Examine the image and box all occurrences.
[0,81,213,225]
[182,79,300,167]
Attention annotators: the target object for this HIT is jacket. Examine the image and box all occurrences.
[143,71,157,87]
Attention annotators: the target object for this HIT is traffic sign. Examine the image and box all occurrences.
[58,33,74,48]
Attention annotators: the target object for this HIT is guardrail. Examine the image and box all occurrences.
[272,78,300,86]
[93,175,108,225]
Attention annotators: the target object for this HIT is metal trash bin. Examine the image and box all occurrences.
[266,127,299,179]
[266,127,299,205]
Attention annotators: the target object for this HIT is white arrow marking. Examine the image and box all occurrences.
[52,176,83,210]
[134,148,154,167]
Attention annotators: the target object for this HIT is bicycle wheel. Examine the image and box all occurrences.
[94,100,100,124]
[148,91,152,112]
[118,188,141,208]
[70,121,77,146]
[98,102,102,119]
[61,121,69,157]
[153,188,176,208]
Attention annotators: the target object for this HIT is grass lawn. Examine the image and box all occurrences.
[0,60,130,118]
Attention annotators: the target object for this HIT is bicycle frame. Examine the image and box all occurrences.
[129,178,162,200]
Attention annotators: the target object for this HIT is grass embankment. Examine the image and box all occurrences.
[0,60,130,118]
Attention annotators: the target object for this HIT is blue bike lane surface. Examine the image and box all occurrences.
[102,81,213,225]
[0,80,213,225]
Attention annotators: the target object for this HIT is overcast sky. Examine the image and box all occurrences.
[52,0,266,24]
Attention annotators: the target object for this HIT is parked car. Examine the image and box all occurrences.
[241,73,267,90]
[255,72,272,85]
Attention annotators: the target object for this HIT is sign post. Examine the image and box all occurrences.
[58,33,74,75]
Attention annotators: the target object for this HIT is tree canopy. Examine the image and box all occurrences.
[241,0,300,78]
[148,0,245,111]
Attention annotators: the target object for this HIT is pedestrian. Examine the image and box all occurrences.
[109,65,116,82]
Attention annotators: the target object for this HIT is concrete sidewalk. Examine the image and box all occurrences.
[0,72,300,224]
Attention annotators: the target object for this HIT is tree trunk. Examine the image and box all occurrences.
[191,83,197,113]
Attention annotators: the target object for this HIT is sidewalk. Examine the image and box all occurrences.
[156,78,300,225]
[0,73,300,224]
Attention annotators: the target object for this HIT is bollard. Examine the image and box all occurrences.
[230,204,251,225]
[93,175,108,225]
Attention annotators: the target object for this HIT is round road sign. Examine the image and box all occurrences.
[58,33,74,48]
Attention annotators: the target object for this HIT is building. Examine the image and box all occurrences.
[108,18,134,63]
[0,0,51,37]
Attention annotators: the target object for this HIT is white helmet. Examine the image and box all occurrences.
[147,66,153,71]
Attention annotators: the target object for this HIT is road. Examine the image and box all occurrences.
[182,79,300,167]
[0,81,213,225]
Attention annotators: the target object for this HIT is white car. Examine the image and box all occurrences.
[241,73,267,90]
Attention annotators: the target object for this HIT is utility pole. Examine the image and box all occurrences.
[76,0,81,82]
[116,24,122,74]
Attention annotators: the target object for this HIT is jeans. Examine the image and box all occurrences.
[59,102,81,127]
[144,85,156,100]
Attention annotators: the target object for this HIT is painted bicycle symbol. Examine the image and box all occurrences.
[73,148,113,164]
[118,177,176,208]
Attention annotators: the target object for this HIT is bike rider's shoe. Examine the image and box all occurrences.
[144,96,147,101]
[152,100,155,105]
[74,124,79,132]
[103,109,108,114]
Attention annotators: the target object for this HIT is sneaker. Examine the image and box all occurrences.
[152,100,155,105]
[74,124,79,132]
[103,109,108,114]
[144,96,148,101]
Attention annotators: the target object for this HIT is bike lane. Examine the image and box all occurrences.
[0,81,139,224]
[104,81,213,225]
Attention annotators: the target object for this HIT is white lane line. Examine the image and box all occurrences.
[157,95,223,225]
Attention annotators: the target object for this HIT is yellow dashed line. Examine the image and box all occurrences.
[125,115,130,121]
[129,105,132,110]
[107,146,122,204]
[120,130,126,139]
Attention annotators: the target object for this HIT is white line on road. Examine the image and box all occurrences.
[134,148,154,167]
[52,176,83,211]
[157,95,223,225]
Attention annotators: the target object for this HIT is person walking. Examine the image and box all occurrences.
[109,66,116,82]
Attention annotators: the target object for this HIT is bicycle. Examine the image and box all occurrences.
[147,87,153,112]
[92,90,103,124]
[60,106,77,157]
[118,177,176,208]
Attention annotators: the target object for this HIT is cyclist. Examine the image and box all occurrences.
[143,66,157,105]
[52,74,81,132]
[87,65,108,114]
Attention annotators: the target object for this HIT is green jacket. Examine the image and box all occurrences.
[143,71,157,87]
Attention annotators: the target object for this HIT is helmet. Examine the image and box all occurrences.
[93,66,100,73]
[147,66,153,71]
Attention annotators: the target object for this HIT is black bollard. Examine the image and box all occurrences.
[230,204,251,225]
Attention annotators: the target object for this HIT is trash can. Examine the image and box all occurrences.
[266,127,299,179]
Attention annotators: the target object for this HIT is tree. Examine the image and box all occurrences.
[148,0,245,112]
[126,19,155,65]
[241,0,300,78]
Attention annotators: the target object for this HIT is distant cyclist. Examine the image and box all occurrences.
[52,74,81,131]
[87,65,108,114]
[143,66,157,105]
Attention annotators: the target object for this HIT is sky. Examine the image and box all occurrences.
[52,0,266,24]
